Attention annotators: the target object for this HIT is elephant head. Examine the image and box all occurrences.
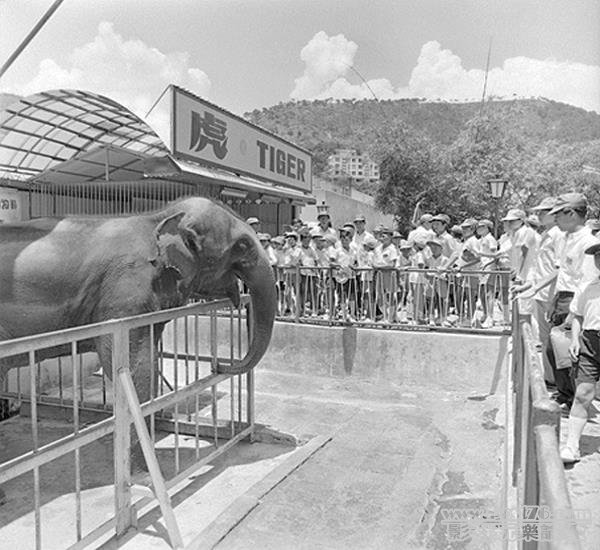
[153,197,276,375]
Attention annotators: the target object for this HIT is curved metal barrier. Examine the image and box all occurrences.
[275,265,511,332]
[511,302,582,549]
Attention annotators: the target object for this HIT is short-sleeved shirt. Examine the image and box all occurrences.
[374,243,399,288]
[283,245,302,267]
[458,235,481,271]
[331,246,357,283]
[509,224,538,280]
[570,278,600,329]
[528,225,564,302]
[479,233,498,257]
[408,225,435,245]
[312,226,338,241]
[556,226,599,302]
[352,230,375,250]
[373,242,399,268]
[315,248,330,268]
[437,231,460,258]
[298,244,318,275]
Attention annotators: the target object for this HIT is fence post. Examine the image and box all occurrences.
[112,325,135,536]
[295,266,301,323]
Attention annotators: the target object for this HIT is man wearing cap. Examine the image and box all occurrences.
[352,214,374,250]
[342,223,356,244]
[425,237,450,323]
[431,214,459,258]
[501,208,538,324]
[455,218,482,325]
[519,193,599,409]
[246,216,260,233]
[330,227,358,320]
[475,220,498,328]
[298,227,319,315]
[513,197,564,386]
[373,227,399,322]
[561,241,600,462]
[356,236,378,319]
[313,209,337,241]
[408,214,435,246]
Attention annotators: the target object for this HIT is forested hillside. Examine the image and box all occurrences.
[246,98,600,229]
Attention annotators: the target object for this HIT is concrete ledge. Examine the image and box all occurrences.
[162,318,509,393]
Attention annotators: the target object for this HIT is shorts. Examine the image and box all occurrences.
[575,330,600,384]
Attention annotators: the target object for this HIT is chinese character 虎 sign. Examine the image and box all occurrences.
[171,86,312,193]
[0,188,22,223]
[190,110,228,159]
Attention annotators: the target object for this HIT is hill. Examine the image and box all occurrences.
[245,98,600,174]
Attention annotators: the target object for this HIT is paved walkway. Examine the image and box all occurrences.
[215,369,507,549]
[561,398,600,550]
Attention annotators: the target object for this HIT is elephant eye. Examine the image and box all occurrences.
[184,234,199,254]
[234,239,250,254]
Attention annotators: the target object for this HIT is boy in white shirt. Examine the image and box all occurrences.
[426,237,450,324]
[562,242,600,463]
[476,219,499,328]
[374,228,399,322]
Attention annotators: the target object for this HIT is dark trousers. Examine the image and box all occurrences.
[545,291,575,403]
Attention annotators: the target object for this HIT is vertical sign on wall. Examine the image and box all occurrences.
[0,187,22,223]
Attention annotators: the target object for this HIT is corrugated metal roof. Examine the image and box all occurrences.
[0,89,167,179]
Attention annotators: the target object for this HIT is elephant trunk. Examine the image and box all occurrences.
[218,253,276,375]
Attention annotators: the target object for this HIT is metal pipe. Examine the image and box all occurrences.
[72,342,82,542]
[30,350,41,550]
[0,0,65,81]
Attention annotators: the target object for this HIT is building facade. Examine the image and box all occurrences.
[327,149,380,183]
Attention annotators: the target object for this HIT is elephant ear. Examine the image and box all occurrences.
[154,212,200,288]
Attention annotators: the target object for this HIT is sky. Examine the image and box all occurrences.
[1,0,599,141]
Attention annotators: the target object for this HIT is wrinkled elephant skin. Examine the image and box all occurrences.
[0,197,277,402]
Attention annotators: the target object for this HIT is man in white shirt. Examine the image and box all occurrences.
[351,214,374,251]
[513,197,564,386]
[520,193,599,409]
[408,214,435,246]
[502,208,538,319]
[562,242,600,463]
[313,209,337,241]
[431,213,459,258]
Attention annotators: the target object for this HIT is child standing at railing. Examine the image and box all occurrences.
[374,228,400,323]
[425,237,450,324]
[562,242,600,463]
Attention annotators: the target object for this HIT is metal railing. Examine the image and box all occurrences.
[0,297,254,549]
[510,301,583,549]
[275,265,511,331]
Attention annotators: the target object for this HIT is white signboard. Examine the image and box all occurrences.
[0,187,22,223]
[171,86,312,193]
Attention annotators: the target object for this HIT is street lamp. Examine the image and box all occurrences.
[487,178,508,238]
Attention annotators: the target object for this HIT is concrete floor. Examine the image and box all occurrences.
[561,401,600,550]
[211,369,507,550]
[0,365,507,550]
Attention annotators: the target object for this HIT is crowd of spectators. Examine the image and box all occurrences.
[247,190,600,466]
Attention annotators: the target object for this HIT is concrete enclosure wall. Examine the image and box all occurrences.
[164,318,509,394]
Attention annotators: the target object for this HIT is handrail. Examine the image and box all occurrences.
[512,306,582,549]
[0,297,249,358]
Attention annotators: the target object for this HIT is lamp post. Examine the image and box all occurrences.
[487,178,508,238]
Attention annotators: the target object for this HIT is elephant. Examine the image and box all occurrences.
[0,197,277,403]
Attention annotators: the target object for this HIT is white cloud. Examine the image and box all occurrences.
[291,35,600,112]
[4,22,211,142]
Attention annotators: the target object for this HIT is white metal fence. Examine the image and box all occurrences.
[0,297,255,549]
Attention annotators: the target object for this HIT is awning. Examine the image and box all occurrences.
[143,155,315,204]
